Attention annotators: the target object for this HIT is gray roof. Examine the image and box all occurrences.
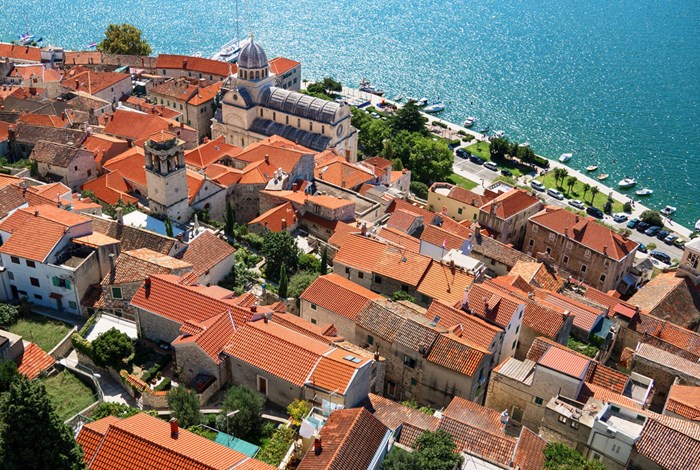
[30,140,93,167]
[14,123,88,147]
[238,38,268,70]
[260,87,341,124]
[495,358,535,385]
[250,118,331,152]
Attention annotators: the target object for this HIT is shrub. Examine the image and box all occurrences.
[91,402,140,420]
[153,377,171,392]
[71,333,94,358]
[287,399,312,426]
[410,181,429,199]
[391,291,415,302]
[219,385,265,440]
[457,130,467,136]
[647,242,657,251]
[167,386,200,428]
[257,426,295,466]
[92,328,134,369]
[79,313,99,338]
[603,200,613,214]
[0,303,21,327]
[623,201,632,213]
[243,232,264,250]
[433,121,448,129]
[288,271,319,298]
[298,254,321,273]
[447,139,461,148]
[640,210,663,228]
[544,442,605,470]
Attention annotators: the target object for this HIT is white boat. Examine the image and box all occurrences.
[559,153,573,163]
[695,219,700,231]
[618,177,637,188]
[635,188,653,196]
[597,173,609,181]
[423,102,445,113]
[661,205,677,216]
[519,142,530,148]
[586,164,598,172]
[494,130,505,138]
[210,37,250,63]
[463,117,477,127]
[359,79,385,96]
[414,97,429,107]
[393,94,404,102]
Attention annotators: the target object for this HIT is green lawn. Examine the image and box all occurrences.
[447,173,478,190]
[42,370,98,421]
[7,313,71,352]
[536,172,625,213]
[464,142,491,160]
[463,142,531,177]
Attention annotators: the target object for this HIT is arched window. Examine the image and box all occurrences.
[322,126,325,134]
[286,116,289,125]
[255,70,260,79]
[273,112,276,121]
[260,109,264,117]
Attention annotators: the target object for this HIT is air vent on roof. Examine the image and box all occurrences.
[343,355,361,363]
[214,146,220,151]
[429,315,440,327]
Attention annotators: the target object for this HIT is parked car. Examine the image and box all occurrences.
[469,154,484,165]
[484,161,498,171]
[656,230,669,240]
[636,221,651,233]
[586,206,604,218]
[664,234,678,244]
[637,243,648,253]
[673,239,686,248]
[501,168,513,177]
[645,226,662,236]
[370,112,380,119]
[612,213,629,223]
[456,148,468,158]
[530,180,546,192]
[568,199,585,210]
[627,218,640,229]
[650,250,671,264]
[547,188,564,200]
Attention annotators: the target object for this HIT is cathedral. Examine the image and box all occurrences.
[211,36,359,162]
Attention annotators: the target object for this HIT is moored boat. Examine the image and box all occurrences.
[494,130,505,138]
[424,102,445,113]
[359,79,385,96]
[414,97,429,107]
[695,219,700,232]
[393,94,404,102]
[635,188,653,196]
[661,205,677,216]
[463,117,476,127]
[559,153,573,163]
[586,164,599,172]
[618,177,637,189]
[597,174,609,181]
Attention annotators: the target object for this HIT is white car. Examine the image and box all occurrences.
[547,188,564,200]
[613,213,629,223]
[568,199,585,210]
[530,180,546,192]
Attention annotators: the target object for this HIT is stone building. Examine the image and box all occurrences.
[427,182,495,223]
[29,140,97,190]
[478,189,543,248]
[212,37,358,160]
[150,77,221,140]
[144,131,190,223]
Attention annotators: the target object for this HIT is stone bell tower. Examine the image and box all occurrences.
[144,131,190,223]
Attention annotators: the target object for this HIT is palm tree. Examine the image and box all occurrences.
[582,183,591,201]
[553,168,568,187]
[566,176,577,195]
[590,186,600,204]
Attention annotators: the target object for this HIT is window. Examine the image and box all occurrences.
[570,420,579,429]
[34,294,42,300]
[26,260,36,268]
[387,382,397,397]
[529,239,534,247]
[565,241,573,249]
[591,452,602,461]
[52,277,71,289]
[532,225,538,233]
[515,325,519,334]
[563,255,569,265]
[68,301,77,310]
[367,335,374,346]
[548,233,556,242]
[345,267,350,274]
[458,208,463,215]
[273,112,276,120]
[512,340,517,350]
[260,109,263,117]
[611,405,620,413]
[599,274,606,283]
[30,277,40,287]
[112,287,123,299]
[546,247,552,255]
[286,116,289,125]
[401,284,409,292]
[558,415,567,424]
[310,319,317,324]
[533,396,544,405]
[584,249,591,259]
[404,356,417,368]
[74,165,78,171]
[257,376,268,395]
[611,444,620,453]
[87,169,92,177]
[358,272,364,279]
[410,378,417,387]
[7,272,14,281]
[375,275,382,284]
[689,252,699,269]
[581,264,587,273]
[310,303,317,310]
[10,256,19,264]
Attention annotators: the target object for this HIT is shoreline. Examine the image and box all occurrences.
[339,86,694,239]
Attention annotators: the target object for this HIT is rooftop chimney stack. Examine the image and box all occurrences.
[314,437,323,456]
[264,154,270,164]
[361,222,367,236]
[169,418,179,439]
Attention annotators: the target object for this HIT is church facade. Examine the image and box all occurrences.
[211,37,359,162]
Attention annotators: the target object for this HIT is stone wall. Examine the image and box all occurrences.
[227,355,303,408]
[299,300,356,340]
[629,355,700,409]
[135,307,183,344]
[49,326,78,359]
[173,342,224,391]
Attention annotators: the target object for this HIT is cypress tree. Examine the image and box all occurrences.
[320,247,328,275]
[278,263,288,299]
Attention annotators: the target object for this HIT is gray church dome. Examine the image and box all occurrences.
[238,36,268,70]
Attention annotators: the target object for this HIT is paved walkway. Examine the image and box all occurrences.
[64,351,138,407]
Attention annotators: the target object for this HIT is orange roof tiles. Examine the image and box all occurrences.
[311,349,370,395]
[0,43,41,62]
[268,57,300,75]
[262,190,354,211]
[184,136,241,169]
[315,157,375,189]
[537,346,590,379]
[325,220,358,247]
[530,207,638,261]
[82,172,138,206]
[417,261,475,306]
[466,283,524,328]
[513,427,547,470]
[629,313,700,358]
[531,288,603,332]
[61,66,130,95]
[633,418,700,470]
[334,234,386,273]
[103,248,191,285]
[376,226,421,252]
[16,342,56,379]
[18,113,68,128]
[297,408,389,470]
[103,110,184,143]
[177,230,235,280]
[480,188,541,220]
[509,260,565,292]
[73,232,120,248]
[271,312,339,343]
[102,146,147,185]
[666,384,700,421]
[628,273,700,329]
[78,415,120,464]
[366,393,440,433]
[425,300,500,350]
[301,273,382,321]
[155,54,234,77]
[426,333,489,376]
[387,208,422,233]
[248,202,300,232]
[173,311,237,363]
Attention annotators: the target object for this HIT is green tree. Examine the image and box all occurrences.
[224,201,235,236]
[81,189,98,203]
[391,291,416,302]
[383,430,463,470]
[298,253,321,273]
[164,217,174,238]
[92,327,134,369]
[287,398,312,426]
[604,199,613,214]
[0,375,84,469]
[640,210,663,227]
[390,101,426,134]
[98,23,152,56]
[490,137,509,159]
[623,201,632,213]
[409,137,453,185]
[382,446,416,470]
[590,186,600,204]
[278,264,289,298]
[167,386,201,428]
[219,385,265,440]
[363,119,391,156]
[410,181,429,199]
[543,442,605,470]
[320,247,328,275]
[553,168,568,187]
[0,302,21,327]
[582,183,591,201]
[288,271,319,298]
[90,402,140,420]
[566,175,577,195]
[257,426,295,466]
[0,359,19,393]
[262,231,300,281]
[388,131,419,168]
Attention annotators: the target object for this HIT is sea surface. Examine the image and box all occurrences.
[3,0,699,227]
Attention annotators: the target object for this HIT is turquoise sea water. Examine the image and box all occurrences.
[3,0,699,227]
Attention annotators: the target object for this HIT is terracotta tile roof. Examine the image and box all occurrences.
[530,207,637,261]
[326,221,358,247]
[102,146,147,186]
[427,333,489,376]
[103,110,183,143]
[82,173,139,206]
[333,234,389,273]
[480,189,540,219]
[420,223,467,252]
[355,299,429,345]
[513,427,546,470]
[30,140,94,167]
[271,312,339,343]
[629,313,700,358]
[666,384,700,420]
[375,226,421,252]
[233,136,312,176]
[125,95,182,120]
[362,156,392,171]
[0,121,11,142]
[425,300,501,350]
[155,54,234,77]
[443,396,505,435]
[13,122,88,147]
[466,283,523,328]
[300,273,381,321]
[0,43,41,62]
[223,320,333,387]
[509,261,564,292]
[575,382,643,410]
[531,288,602,333]
[18,113,68,128]
[64,51,103,66]
[78,416,120,464]
[184,136,241,169]
[297,408,389,470]
[72,193,102,212]
[268,57,300,75]
[176,230,235,280]
[103,248,191,285]
[73,232,120,248]
[635,343,700,378]
[587,363,629,394]
[386,198,434,221]
[261,190,354,211]
[61,66,130,95]
[366,393,440,433]
[430,183,492,207]
[311,348,371,394]
[173,311,237,363]
[249,202,300,232]
[0,185,29,219]
[16,342,56,379]
[417,261,475,305]
[77,412,267,470]
[633,418,700,470]
[537,346,590,379]
[628,273,700,330]
[387,208,422,233]
[315,157,375,189]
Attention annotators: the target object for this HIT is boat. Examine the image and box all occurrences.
[393,94,404,102]
[479,126,490,134]
[618,177,637,189]
[494,130,505,138]
[519,142,530,148]
[18,32,35,46]
[423,102,445,113]
[414,97,429,107]
[586,164,599,172]
[359,79,384,96]
[597,174,609,181]
[463,117,477,127]
[695,219,700,232]
[635,188,653,196]
[661,205,677,216]
[559,153,573,163]
[210,37,250,63]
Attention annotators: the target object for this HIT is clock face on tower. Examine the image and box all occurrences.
[337,125,344,137]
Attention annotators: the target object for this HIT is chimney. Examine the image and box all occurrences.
[144,276,151,288]
[7,125,15,141]
[373,350,380,361]
[345,149,350,160]
[314,437,323,456]
[252,303,258,313]
[564,227,569,238]
[361,222,367,236]
[168,122,174,131]
[75,78,80,88]
[34,210,39,217]
[115,207,124,224]
[199,78,205,88]
[603,245,608,255]
[281,218,287,231]
[179,121,183,129]
[169,418,179,439]
[264,154,270,164]
[341,180,346,188]
[449,259,455,272]
[108,253,116,283]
